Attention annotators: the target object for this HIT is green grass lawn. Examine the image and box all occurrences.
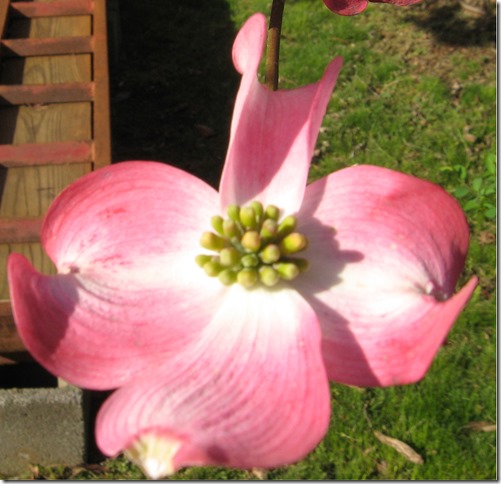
[14,0,495,480]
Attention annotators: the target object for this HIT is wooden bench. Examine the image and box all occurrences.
[0,0,111,367]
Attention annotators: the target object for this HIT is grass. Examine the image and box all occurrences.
[4,0,496,480]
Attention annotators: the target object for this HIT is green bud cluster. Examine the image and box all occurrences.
[196,201,309,288]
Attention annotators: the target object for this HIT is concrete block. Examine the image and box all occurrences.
[0,387,87,477]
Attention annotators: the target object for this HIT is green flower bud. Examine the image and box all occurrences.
[219,247,241,267]
[265,205,280,221]
[223,219,240,239]
[273,262,300,281]
[237,268,258,288]
[250,201,264,223]
[259,244,281,264]
[203,259,223,277]
[240,206,257,229]
[241,253,259,268]
[279,232,308,255]
[210,215,225,236]
[241,230,261,252]
[277,215,297,239]
[218,269,237,286]
[195,254,212,267]
[200,232,226,251]
[259,266,280,287]
[227,204,241,223]
[260,218,278,241]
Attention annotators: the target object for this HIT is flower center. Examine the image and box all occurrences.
[196,201,309,288]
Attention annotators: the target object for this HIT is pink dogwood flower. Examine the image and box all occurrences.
[8,13,476,479]
[323,0,422,16]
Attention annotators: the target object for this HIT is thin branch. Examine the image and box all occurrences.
[265,0,285,91]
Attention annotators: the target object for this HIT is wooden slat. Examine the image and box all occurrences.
[0,140,93,167]
[1,35,94,57]
[0,300,26,353]
[0,0,9,39]
[0,81,94,105]
[0,55,92,85]
[92,0,111,168]
[0,217,43,243]
[10,0,93,19]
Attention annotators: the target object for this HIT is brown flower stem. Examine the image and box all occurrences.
[265,0,286,91]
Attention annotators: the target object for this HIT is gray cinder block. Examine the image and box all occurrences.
[0,387,87,477]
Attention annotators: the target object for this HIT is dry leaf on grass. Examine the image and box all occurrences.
[28,464,40,479]
[70,463,108,477]
[478,231,496,245]
[462,421,497,432]
[374,431,424,465]
[376,460,389,475]
[250,468,268,480]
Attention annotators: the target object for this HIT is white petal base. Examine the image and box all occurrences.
[125,432,182,479]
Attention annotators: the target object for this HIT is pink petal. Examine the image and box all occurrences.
[8,161,226,390]
[371,0,422,5]
[219,13,343,213]
[323,0,421,14]
[296,164,477,387]
[323,0,369,15]
[96,286,330,475]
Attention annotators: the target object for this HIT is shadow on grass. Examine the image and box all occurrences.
[404,0,495,47]
[109,0,239,188]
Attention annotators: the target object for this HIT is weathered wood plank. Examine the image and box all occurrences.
[0,103,92,146]
[0,0,9,39]
[0,300,26,353]
[8,14,92,39]
[1,54,92,86]
[9,0,93,19]
[0,216,43,243]
[0,81,94,105]
[0,140,93,167]
[92,0,111,168]
[0,163,91,217]
[1,36,93,57]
